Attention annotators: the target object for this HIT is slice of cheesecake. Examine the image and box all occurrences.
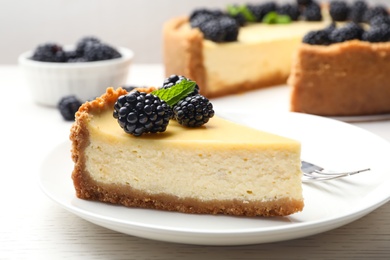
[70,87,303,217]
[163,16,328,98]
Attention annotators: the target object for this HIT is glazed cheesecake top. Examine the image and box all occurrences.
[89,106,299,150]
[177,19,329,47]
[237,20,329,43]
[77,87,299,149]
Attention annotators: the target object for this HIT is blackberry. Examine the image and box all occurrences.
[229,11,247,26]
[305,23,336,45]
[83,42,121,61]
[58,95,82,121]
[190,8,239,42]
[113,91,171,136]
[173,94,214,127]
[324,22,337,33]
[198,15,239,42]
[190,9,224,21]
[75,36,101,56]
[329,22,364,43]
[189,9,223,28]
[277,3,300,21]
[199,19,225,42]
[348,0,367,23]
[247,2,277,22]
[226,4,257,24]
[297,0,313,6]
[370,15,390,29]
[302,2,322,21]
[363,6,389,23]
[303,28,333,45]
[190,13,214,28]
[65,50,87,62]
[219,16,239,41]
[329,1,350,21]
[162,75,200,96]
[362,26,390,42]
[31,43,66,62]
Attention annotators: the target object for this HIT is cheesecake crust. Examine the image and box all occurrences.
[74,171,304,217]
[163,16,207,96]
[70,88,303,217]
[288,40,390,116]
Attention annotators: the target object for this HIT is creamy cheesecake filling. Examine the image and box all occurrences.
[200,21,329,94]
[84,110,302,202]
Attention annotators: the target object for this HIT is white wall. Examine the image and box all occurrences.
[1,0,389,64]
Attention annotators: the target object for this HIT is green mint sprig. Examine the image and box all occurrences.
[151,79,196,107]
[262,11,292,24]
[227,4,256,22]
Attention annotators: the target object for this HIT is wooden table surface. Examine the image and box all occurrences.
[1,65,389,259]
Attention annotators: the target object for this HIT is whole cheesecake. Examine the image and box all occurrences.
[163,1,390,117]
[70,87,303,217]
[163,16,328,98]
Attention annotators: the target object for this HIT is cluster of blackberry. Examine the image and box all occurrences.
[189,0,325,42]
[113,75,214,136]
[329,0,388,22]
[304,1,390,45]
[243,1,322,23]
[31,36,121,63]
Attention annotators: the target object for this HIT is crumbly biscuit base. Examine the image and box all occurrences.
[74,172,304,217]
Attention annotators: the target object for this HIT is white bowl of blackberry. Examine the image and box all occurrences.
[18,36,134,110]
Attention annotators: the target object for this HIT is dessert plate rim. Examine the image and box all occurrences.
[39,111,390,246]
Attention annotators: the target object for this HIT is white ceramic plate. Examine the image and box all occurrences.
[39,112,390,246]
[211,85,390,123]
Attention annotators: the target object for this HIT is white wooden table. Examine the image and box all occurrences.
[1,65,389,259]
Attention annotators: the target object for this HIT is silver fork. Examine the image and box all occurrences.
[301,161,370,183]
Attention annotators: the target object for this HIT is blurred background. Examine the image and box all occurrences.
[1,0,389,64]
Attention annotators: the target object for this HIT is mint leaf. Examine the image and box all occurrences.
[227,4,256,22]
[263,12,292,24]
[227,5,240,16]
[276,15,291,24]
[151,79,196,107]
[262,11,278,24]
[238,5,256,22]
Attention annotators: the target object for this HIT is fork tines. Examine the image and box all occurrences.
[302,168,371,183]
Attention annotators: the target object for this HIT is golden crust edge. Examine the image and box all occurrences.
[163,16,207,95]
